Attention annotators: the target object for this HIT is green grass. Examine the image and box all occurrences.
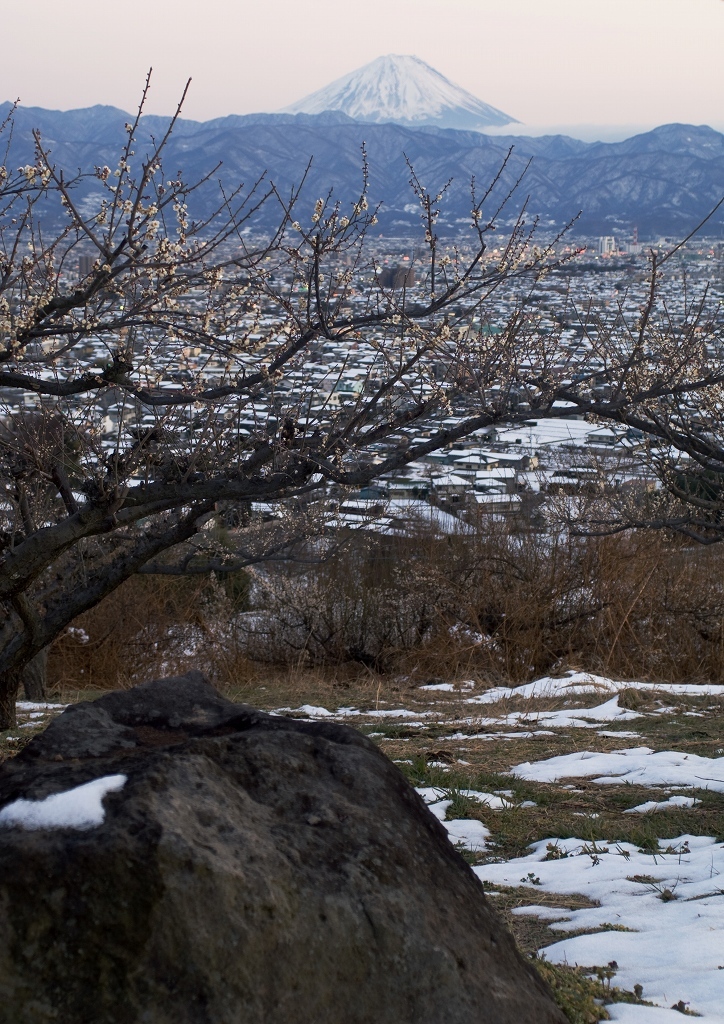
[394,752,724,859]
[534,956,656,1023]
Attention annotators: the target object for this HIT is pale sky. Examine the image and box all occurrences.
[2,0,723,131]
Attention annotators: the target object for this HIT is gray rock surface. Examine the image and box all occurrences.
[0,672,565,1024]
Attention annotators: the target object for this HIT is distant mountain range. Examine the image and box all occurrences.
[282,55,516,131]
[2,100,724,237]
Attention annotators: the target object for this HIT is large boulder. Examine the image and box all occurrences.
[0,672,565,1024]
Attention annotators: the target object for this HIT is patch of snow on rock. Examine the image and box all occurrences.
[0,775,126,830]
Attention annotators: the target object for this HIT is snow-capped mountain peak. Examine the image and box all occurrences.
[282,55,517,131]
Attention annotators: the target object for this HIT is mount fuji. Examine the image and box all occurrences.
[282,54,517,131]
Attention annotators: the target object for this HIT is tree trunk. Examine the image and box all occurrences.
[0,648,48,729]
[22,647,48,701]
[0,670,22,730]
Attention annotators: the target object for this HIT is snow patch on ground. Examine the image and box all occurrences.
[624,795,702,814]
[16,701,67,712]
[475,835,724,1020]
[279,705,432,720]
[446,729,558,742]
[607,1006,702,1023]
[360,708,433,719]
[415,788,490,850]
[415,786,522,810]
[444,818,490,851]
[0,775,127,830]
[466,671,724,704]
[409,689,724,1019]
[294,704,334,718]
[512,747,724,792]
[463,695,641,730]
[416,786,447,804]
[461,790,514,810]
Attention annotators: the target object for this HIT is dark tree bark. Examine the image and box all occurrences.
[0,670,22,730]
[22,647,48,702]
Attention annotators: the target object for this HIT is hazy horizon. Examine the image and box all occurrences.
[1,0,722,136]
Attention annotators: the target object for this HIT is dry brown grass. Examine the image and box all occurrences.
[45,524,724,694]
[481,885,609,956]
[48,573,218,691]
[392,528,724,685]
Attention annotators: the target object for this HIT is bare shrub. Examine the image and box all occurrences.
[238,523,724,685]
[47,522,724,690]
[239,535,443,671]
[47,572,249,691]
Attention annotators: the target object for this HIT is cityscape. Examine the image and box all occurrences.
[4,231,720,539]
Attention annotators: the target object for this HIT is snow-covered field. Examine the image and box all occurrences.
[281,671,724,1020]
[476,834,724,1021]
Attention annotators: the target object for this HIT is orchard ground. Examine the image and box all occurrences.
[4,669,724,1022]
